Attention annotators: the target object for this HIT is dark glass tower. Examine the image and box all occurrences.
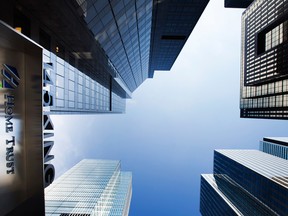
[240,0,288,119]
[224,0,253,8]
[200,149,288,216]
[0,0,209,114]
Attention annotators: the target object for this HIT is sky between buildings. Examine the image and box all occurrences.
[50,0,288,215]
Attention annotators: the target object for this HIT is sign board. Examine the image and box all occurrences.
[0,21,44,215]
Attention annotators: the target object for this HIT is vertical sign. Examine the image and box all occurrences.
[43,62,55,188]
[0,21,44,215]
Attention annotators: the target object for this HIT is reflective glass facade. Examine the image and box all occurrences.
[200,149,288,216]
[0,0,209,114]
[43,49,125,114]
[76,0,153,92]
[260,137,288,160]
[200,174,241,216]
[45,159,132,216]
[214,150,288,215]
[240,0,288,119]
[200,174,276,216]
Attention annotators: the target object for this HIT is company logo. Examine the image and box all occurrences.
[1,64,20,89]
[1,64,20,175]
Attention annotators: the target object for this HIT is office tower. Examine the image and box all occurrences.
[224,0,253,8]
[260,137,288,160]
[0,0,209,114]
[45,159,132,216]
[240,0,288,119]
[200,149,288,216]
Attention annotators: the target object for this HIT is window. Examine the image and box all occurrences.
[266,23,283,51]
[257,20,287,55]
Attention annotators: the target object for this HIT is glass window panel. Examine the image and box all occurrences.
[78,75,83,84]
[69,91,75,100]
[113,1,124,15]
[85,78,90,87]
[269,96,275,107]
[85,5,97,23]
[56,99,64,107]
[56,75,64,87]
[78,94,83,103]
[69,69,75,81]
[56,57,64,65]
[94,0,108,13]
[276,95,282,107]
[101,10,113,26]
[69,80,75,91]
[56,62,65,76]
[56,87,64,99]
[283,95,288,106]
[78,84,83,93]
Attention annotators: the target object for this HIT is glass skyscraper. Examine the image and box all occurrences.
[240,0,288,119]
[45,159,132,216]
[0,0,209,115]
[200,149,288,216]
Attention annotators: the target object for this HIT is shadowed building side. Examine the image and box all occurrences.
[200,149,288,216]
[148,0,209,78]
[200,174,277,216]
[224,0,253,8]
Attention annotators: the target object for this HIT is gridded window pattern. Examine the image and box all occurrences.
[45,159,132,216]
[260,140,288,160]
[56,57,65,108]
[112,92,126,113]
[265,22,285,52]
[43,49,126,114]
[240,0,288,119]
[213,150,288,216]
[243,0,288,85]
[75,0,153,92]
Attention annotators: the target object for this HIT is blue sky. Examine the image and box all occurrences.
[51,0,288,215]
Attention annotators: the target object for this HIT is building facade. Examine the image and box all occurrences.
[0,0,209,114]
[200,149,288,216]
[260,137,288,160]
[45,159,132,216]
[200,174,277,216]
[240,0,288,119]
